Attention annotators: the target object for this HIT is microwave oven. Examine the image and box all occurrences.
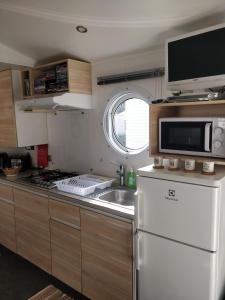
[159,117,225,158]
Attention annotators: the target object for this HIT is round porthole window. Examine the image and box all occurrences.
[103,90,150,155]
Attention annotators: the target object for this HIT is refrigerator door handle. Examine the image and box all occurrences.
[136,189,144,229]
[135,231,143,271]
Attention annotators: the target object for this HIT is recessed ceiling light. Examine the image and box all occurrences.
[76,25,88,33]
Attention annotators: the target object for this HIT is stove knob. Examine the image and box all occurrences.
[214,127,224,135]
[214,140,222,149]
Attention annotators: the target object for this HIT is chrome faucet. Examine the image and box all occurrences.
[111,161,126,187]
[117,164,125,187]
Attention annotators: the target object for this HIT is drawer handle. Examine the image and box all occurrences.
[135,231,143,271]
[0,197,14,204]
[51,217,80,230]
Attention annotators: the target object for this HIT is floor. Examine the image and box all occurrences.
[0,245,89,300]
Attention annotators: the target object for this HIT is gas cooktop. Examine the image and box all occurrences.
[20,169,79,189]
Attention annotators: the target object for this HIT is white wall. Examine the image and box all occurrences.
[0,42,34,67]
[47,49,165,177]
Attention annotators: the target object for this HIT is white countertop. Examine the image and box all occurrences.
[138,164,225,187]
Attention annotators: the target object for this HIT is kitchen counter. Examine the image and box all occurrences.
[0,173,134,221]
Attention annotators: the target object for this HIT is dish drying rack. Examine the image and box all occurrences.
[54,174,115,196]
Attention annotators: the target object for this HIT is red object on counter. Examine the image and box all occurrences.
[37,144,48,168]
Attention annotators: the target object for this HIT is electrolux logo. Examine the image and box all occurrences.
[165,189,178,202]
[169,189,175,197]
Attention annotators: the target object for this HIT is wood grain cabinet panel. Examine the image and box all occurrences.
[0,184,16,252]
[0,199,16,252]
[81,209,133,300]
[0,70,17,147]
[0,69,47,147]
[50,220,81,291]
[67,59,92,94]
[49,199,80,227]
[0,184,13,202]
[21,59,92,98]
[14,189,51,273]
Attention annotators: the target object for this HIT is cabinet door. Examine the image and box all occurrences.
[49,199,80,227]
[0,184,16,252]
[51,220,81,291]
[14,189,51,273]
[81,209,133,300]
[0,70,17,147]
[68,59,92,94]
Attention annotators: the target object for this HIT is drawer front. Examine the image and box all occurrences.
[81,209,133,300]
[49,199,80,227]
[0,199,16,252]
[14,189,49,220]
[14,188,51,273]
[0,184,13,203]
[51,220,81,291]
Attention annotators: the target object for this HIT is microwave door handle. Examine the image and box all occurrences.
[204,123,211,152]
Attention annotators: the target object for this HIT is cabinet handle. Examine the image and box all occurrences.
[15,187,48,198]
[0,197,13,205]
[135,231,143,271]
[51,217,80,230]
[135,189,144,229]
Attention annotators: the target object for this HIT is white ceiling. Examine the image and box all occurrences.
[0,0,224,64]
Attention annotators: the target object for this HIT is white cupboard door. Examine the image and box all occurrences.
[137,176,220,251]
[137,232,216,300]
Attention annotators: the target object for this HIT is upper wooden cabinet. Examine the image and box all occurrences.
[0,70,18,147]
[0,69,47,147]
[21,59,92,99]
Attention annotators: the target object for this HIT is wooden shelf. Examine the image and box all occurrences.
[153,99,225,107]
[151,153,225,165]
[21,58,92,99]
[149,100,225,165]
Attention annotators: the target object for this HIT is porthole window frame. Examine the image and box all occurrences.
[103,89,150,155]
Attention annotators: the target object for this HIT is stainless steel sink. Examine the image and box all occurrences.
[98,188,136,207]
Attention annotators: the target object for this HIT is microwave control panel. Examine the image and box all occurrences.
[212,120,225,157]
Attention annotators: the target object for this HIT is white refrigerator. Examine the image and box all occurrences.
[136,165,225,300]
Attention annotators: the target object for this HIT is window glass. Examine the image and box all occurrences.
[104,92,149,155]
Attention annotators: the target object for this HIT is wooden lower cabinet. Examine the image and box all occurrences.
[0,199,16,252]
[0,187,133,299]
[81,209,133,300]
[14,188,51,273]
[51,220,81,291]
[0,184,16,252]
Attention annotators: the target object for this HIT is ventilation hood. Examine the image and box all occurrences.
[17,93,93,112]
